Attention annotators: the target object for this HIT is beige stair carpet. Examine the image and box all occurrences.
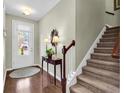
[70,26,120,93]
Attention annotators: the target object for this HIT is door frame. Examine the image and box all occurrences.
[12,20,34,69]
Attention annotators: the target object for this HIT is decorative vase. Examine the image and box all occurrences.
[48,54,52,59]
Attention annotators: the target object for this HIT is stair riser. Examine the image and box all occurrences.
[97,43,115,47]
[87,62,119,73]
[102,35,118,38]
[104,31,119,34]
[77,79,104,93]
[107,28,120,31]
[107,29,120,32]
[70,84,94,93]
[100,38,116,42]
[94,49,113,54]
[83,71,119,87]
[91,54,119,62]
[102,34,118,38]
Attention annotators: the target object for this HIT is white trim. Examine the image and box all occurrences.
[3,70,6,88]
[67,25,108,90]
[32,64,61,81]
[33,64,61,81]
[3,68,13,89]
[12,20,34,69]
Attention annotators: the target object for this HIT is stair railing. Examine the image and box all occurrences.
[62,40,75,93]
[112,32,120,58]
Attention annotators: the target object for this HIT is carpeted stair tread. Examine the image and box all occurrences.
[83,66,119,80]
[95,47,113,49]
[77,75,119,93]
[92,53,113,56]
[101,37,118,39]
[102,34,119,38]
[100,37,117,42]
[104,30,119,34]
[87,59,120,73]
[70,26,120,93]
[91,53,119,62]
[70,84,93,93]
[103,33,119,36]
[106,30,119,33]
[105,29,119,32]
[107,26,119,30]
[94,47,113,53]
[87,59,119,67]
[97,42,115,47]
[103,33,119,35]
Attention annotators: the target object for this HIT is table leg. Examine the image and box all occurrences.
[60,63,62,84]
[54,65,56,85]
[47,62,49,72]
[42,59,43,73]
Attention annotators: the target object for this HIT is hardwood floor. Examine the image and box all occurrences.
[4,66,62,93]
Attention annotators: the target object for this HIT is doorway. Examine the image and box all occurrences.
[12,20,34,69]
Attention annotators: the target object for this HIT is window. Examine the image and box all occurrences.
[17,25,30,55]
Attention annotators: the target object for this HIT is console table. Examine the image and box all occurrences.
[41,56,62,85]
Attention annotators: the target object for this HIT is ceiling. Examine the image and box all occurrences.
[4,0,60,21]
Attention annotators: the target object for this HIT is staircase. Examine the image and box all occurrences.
[70,26,120,93]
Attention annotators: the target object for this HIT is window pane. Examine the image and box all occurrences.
[18,31,30,55]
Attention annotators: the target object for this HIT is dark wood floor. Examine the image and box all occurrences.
[4,66,62,93]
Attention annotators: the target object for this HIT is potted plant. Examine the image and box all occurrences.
[46,48,54,59]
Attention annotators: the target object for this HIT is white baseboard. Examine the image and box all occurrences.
[3,71,6,89]
[35,64,61,81]
[3,68,13,89]
[67,25,107,89]
[34,63,61,81]
[32,64,61,81]
[42,66,61,81]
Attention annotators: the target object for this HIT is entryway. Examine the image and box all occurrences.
[12,20,34,69]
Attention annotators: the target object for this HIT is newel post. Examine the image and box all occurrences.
[62,45,66,93]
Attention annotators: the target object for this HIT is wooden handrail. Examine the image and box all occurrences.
[64,40,75,54]
[112,32,120,58]
[62,40,75,93]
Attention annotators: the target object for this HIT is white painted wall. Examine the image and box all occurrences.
[76,0,105,67]
[105,0,114,13]
[3,5,5,30]
[105,10,120,26]
[39,0,76,79]
[105,0,120,26]
[5,14,40,69]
